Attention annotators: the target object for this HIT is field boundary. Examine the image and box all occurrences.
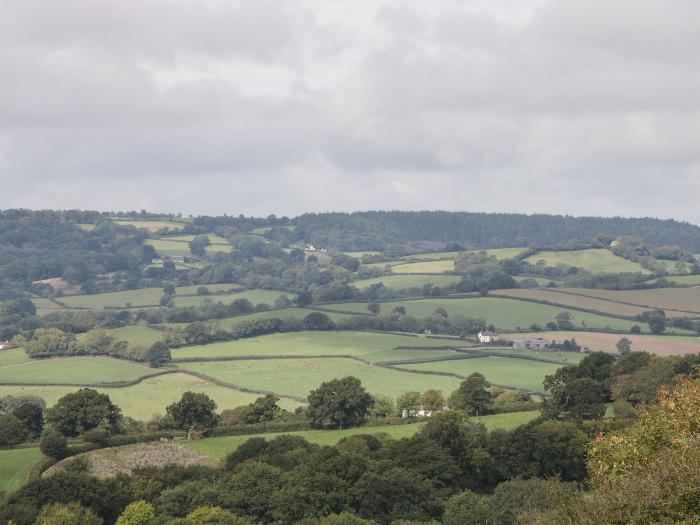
[0,369,177,388]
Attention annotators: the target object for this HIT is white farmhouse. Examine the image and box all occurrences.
[477,331,497,343]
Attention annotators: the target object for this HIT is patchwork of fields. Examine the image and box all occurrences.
[556,287,700,316]
[391,260,456,274]
[351,274,460,290]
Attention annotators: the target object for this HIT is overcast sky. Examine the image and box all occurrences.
[1,0,699,222]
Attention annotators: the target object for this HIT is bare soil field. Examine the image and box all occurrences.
[558,288,700,316]
[504,331,700,356]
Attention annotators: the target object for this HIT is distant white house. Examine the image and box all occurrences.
[477,331,497,343]
[401,406,448,418]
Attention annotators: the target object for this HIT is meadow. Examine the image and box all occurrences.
[175,358,463,400]
[57,288,163,309]
[0,356,159,385]
[351,274,460,291]
[184,410,541,459]
[112,220,187,232]
[0,373,302,420]
[396,357,561,392]
[0,347,30,366]
[524,249,649,274]
[144,239,191,257]
[0,447,44,493]
[400,247,527,261]
[321,297,644,331]
[105,323,165,346]
[651,274,700,286]
[344,251,383,258]
[391,260,456,274]
[171,289,289,308]
[170,331,454,361]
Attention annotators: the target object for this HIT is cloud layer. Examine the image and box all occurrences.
[1,0,699,222]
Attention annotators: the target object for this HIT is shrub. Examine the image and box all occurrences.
[34,502,103,525]
[116,500,156,525]
[0,413,28,446]
[39,428,68,459]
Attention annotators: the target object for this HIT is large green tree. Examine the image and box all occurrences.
[46,389,120,437]
[449,373,493,416]
[307,377,373,429]
[166,392,218,430]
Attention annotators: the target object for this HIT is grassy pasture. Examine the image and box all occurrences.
[351,274,460,291]
[396,357,560,392]
[144,239,191,257]
[0,357,158,385]
[171,331,452,361]
[401,247,527,261]
[175,283,242,295]
[113,220,186,232]
[0,447,44,493]
[344,251,382,258]
[465,347,585,364]
[171,289,288,308]
[525,249,649,274]
[31,297,65,310]
[0,373,302,420]
[175,358,462,400]
[651,274,700,286]
[323,297,643,331]
[164,233,230,245]
[162,308,354,330]
[505,331,700,356]
[0,348,30,366]
[493,288,653,318]
[105,324,164,346]
[59,288,163,309]
[392,260,455,274]
[558,287,700,315]
[185,410,540,459]
[513,276,561,286]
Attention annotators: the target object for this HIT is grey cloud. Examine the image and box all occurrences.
[1,0,699,222]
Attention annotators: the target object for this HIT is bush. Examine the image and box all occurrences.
[0,413,28,446]
[116,500,156,525]
[39,428,68,459]
[34,502,103,525]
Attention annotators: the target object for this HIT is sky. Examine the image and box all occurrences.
[1,0,700,222]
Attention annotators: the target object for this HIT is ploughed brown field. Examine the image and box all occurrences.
[504,331,700,356]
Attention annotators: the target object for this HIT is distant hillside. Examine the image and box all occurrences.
[294,211,700,251]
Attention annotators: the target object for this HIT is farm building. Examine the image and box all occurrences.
[477,331,497,343]
[512,337,559,351]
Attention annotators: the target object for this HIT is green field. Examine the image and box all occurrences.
[525,249,649,274]
[513,275,561,286]
[59,288,163,309]
[175,358,462,400]
[351,274,460,291]
[0,373,302,420]
[162,308,354,331]
[401,247,527,262]
[105,324,165,346]
[113,220,186,232]
[323,297,643,331]
[144,239,191,257]
[184,410,540,459]
[164,234,230,245]
[344,251,382,258]
[396,357,560,392]
[392,260,455,274]
[171,331,453,361]
[0,447,44,493]
[650,274,700,286]
[172,289,289,308]
[0,347,30,366]
[0,357,159,385]
[174,283,242,295]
